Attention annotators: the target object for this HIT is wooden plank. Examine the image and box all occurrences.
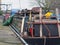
[42,19,57,23]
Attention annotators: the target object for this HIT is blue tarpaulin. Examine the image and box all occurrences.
[11,9,19,16]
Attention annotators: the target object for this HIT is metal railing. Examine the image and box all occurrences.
[9,25,28,45]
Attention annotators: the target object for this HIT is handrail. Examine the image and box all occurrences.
[9,25,28,45]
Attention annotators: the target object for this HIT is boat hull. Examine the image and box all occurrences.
[24,37,60,45]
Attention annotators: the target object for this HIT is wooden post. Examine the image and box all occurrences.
[39,8,42,37]
[29,11,33,37]
[56,8,60,37]
[21,17,25,33]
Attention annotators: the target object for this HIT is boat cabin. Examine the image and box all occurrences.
[12,8,60,38]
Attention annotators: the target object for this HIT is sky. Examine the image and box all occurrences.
[1,0,45,10]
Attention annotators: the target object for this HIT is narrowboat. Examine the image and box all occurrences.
[4,8,60,45]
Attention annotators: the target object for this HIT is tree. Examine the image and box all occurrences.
[30,0,52,13]
[36,0,51,12]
